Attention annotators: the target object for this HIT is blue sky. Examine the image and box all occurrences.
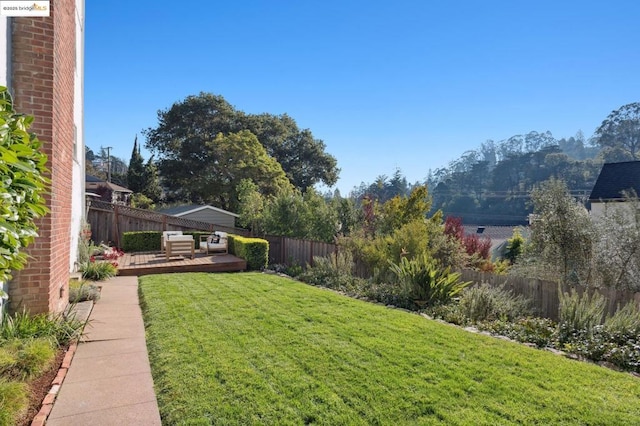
[85,1,640,194]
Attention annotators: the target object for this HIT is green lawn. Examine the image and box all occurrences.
[140,272,640,425]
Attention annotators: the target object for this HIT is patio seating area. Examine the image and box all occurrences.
[117,252,246,276]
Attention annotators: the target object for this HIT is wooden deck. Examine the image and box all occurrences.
[117,252,247,276]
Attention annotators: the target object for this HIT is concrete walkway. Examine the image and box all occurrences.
[47,276,162,425]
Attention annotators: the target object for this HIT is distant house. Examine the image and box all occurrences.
[86,175,133,206]
[589,161,640,218]
[463,225,528,258]
[158,205,239,228]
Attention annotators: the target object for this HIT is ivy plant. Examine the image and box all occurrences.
[0,86,49,288]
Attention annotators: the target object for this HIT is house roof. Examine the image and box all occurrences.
[157,204,239,218]
[85,175,133,193]
[463,225,525,243]
[589,161,640,201]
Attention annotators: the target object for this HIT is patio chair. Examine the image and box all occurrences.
[161,231,183,253]
[199,231,228,255]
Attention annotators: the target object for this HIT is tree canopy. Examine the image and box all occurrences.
[594,102,640,162]
[144,93,339,200]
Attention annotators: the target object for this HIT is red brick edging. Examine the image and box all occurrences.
[30,342,78,426]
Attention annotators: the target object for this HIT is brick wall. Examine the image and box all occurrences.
[8,0,76,314]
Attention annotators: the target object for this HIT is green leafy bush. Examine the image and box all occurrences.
[604,301,640,336]
[388,254,471,307]
[565,326,640,373]
[0,338,55,379]
[0,379,28,426]
[0,309,84,346]
[122,231,161,252]
[458,283,532,323]
[69,279,101,303]
[229,235,268,270]
[478,318,557,348]
[558,289,606,343]
[80,261,118,281]
[0,86,50,285]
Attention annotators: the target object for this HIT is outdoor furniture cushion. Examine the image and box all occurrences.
[161,231,184,252]
[199,232,228,254]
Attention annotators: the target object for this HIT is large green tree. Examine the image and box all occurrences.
[162,130,291,211]
[594,102,640,162]
[144,92,339,194]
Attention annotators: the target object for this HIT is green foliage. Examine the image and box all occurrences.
[130,193,155,209]
[0,337,55,379]
[558,288,606,343]
[604,301,640,336]
[80,261,118,281]
[144,93,338,205]
[478,318,557,348]
[127,135,145,192]
[236,179,265,234]
[122,231,161,252]
[594,102,640,161]
[229,235,268,270]
[298,251,361,293]
[261,188,339,243]
[0,86,50,284]
[388,254,471,307]
[69,279,101,303]
[0,379,28,426]
[377,185,431,235]
[528,178,594,284]
[504,228,525,264]
[591,194,640,290]
[0,309,83,347]
[457,283,532,323]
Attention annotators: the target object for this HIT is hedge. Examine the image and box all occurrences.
[228,235,268,271]
[121,231,211,252]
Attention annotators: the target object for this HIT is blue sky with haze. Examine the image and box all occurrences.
[85,1,640,194]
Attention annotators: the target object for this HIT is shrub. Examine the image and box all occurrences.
[299,252,355,289]
[69,280,101,303]
[558,288,606,343]
[122,231,161,252]
[604,301,640,336]
[565,326,640,373]
[229,235,268,270]
[0,338,55,379]
[80,261,118,281]
[0,86,50,285]
[458,283,532,323]
[0,309,84,346]
[478,317,557,348]
[388,254,471,307]
[0,379,28,426]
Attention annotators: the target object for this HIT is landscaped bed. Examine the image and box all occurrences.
[140,272,640,425]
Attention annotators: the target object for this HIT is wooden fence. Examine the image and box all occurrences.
[459,269,640,321]
[264,236,337,267]
[87,200,249,247]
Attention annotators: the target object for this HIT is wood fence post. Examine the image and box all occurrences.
[309,240,314,267]
[114,205,120,248]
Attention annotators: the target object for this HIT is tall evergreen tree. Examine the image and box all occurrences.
[127,136,146,193]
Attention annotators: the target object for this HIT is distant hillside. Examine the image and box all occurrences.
[425,131,602,225]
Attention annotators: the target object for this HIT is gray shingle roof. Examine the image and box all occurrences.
[589,161,640,201]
